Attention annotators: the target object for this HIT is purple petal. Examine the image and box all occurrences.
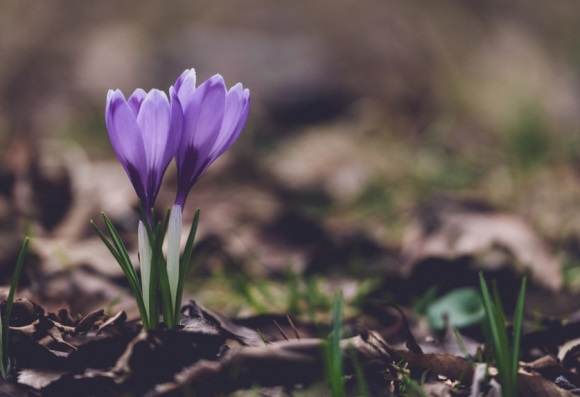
[174,69,197,108]
[105,89,148,203]
[136,90,171,169]
[176,75,226,195]
[105,90,146,175]
[128,89,147,117]
[136,90,174,202]
[173,74,250,209]
[209,84,250,162]
[162,87,183,168]
[183,75,226,155]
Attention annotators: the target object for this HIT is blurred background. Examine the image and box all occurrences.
[2,0,580,319]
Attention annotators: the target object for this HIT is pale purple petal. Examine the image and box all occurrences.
[105,89,148,207]
[174,69,196,107]
[209,84,250,162]
[128,89,147,117]
[175,75,226,205]
[105,86,185,222]
[105,90,146,177]
[162,86,183,168]
[182,75,226,158]
[173,73,249,208]
[136,89,171,174]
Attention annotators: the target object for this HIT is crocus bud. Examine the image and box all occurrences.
[172,69,250,208]
[105,88,183,223]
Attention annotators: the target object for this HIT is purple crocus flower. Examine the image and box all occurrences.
[172,69,250,208]
[105,88,183,222]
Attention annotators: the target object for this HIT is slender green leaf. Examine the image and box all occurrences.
[92,220,142,301]
[2,237,29,377]
[101,222,142,299]
[491,281,511,394]
[5,238,30,321]
[325,290,344,397]
[154,209,174,327]
[147,218,165,329]
[479,273,526,397]
[479,274,508,390]
[174,208,200,325]
[98,213,149,329]
[349,346,370,397]
[511,276,527,388]
[102,214,138,283]
[91,221,124,264]
[479,275,500,352]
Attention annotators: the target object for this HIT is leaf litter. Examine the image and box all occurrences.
[0,140,579,396]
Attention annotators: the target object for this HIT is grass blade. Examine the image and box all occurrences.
[511,276,527,389]
[479,274,508,392]
[325,290,344,397]
[98,213,148,329]
[174,208,200,325]
[349,346,370,397]
[2,237,29,377]
[91,221,124,264]
[102,214,138,284]
[491,280,511,393]
[479,273,526,397]
[153,209,174,327]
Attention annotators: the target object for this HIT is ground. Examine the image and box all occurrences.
[1,1,580,396]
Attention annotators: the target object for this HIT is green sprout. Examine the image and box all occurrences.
[92,208,199,329]
[479,273,527,397]
[348,345,370,397]
[324,290,345,397]
[0,237,30,378]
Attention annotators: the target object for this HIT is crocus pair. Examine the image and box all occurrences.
[105,69,250,220]
[101,69,249,328]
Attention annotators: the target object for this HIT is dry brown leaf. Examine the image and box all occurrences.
[43,319,77,351]
[149,335,389,396]
[518,371,578,397]
[75,309,106,333]
[401,199,562,291]
[391,347,475,384]
[18,368,68,390]
[96,310,126,334]
[181,300,262,346]
[381,338,577,397]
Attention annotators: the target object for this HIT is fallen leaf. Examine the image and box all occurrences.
[18,368,68,390]
[149,335,390,396]
[401,198,562,291]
